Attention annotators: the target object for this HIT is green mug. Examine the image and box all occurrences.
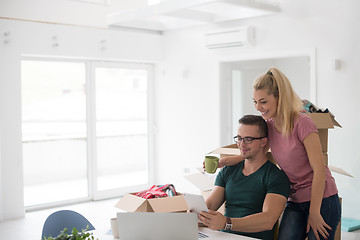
[205,156,219,174]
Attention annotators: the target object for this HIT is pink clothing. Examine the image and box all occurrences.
[267,113,338,203]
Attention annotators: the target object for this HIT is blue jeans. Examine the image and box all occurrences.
[278,194,341,240]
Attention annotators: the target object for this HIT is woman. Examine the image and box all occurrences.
[221,68,341,240]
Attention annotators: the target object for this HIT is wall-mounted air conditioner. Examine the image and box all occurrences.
[204,26,255,49]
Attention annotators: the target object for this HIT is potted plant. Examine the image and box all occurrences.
[43,226,98,240]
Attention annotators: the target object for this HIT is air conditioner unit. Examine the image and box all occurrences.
[204,26,255,49]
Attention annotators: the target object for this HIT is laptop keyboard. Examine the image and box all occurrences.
[198,231,209,239]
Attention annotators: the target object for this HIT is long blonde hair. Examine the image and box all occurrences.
[253,68,303,135]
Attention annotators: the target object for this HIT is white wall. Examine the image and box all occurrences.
[1,0,360,222]
[0,18,164,220]
[0,0,147,28]
[156,0,360,220]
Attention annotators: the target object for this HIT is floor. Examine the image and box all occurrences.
[0,198,119,240]
[0,198,359,240]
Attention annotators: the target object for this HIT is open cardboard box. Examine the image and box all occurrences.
[307,112,341,153]
[112,192,189,238]
[115,192,188,213]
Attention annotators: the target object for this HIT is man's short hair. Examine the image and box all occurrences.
[238,115,268,137]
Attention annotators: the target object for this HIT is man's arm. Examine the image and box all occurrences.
[200,193,287,232]
[231,193,287,232]
[205,186,225,211]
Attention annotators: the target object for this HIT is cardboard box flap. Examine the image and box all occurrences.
[307,113,342,129]
[115,193,147,212]
[209,144,239,155]
[148,195,188,212]
[210,147,240,155]
[328,165,353,177]
[223,143,238,148]
[185,172,215,191]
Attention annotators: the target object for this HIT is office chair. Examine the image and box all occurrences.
[41,210,95,239]
[273,220,279,240]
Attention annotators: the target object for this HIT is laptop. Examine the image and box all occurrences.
[116,212,209,240]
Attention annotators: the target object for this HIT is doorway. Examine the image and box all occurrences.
[219,50,316,145]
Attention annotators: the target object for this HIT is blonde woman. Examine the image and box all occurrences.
[220,68,341,240]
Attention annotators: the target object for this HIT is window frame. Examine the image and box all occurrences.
[21,57,155,210]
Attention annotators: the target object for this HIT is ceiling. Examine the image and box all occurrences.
[0,0,280,31]
[107,0,281,32]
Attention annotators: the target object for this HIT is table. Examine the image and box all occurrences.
[91,227,256,239]
[199,227,257,239]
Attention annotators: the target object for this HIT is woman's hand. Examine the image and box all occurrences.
[307,212,331,240]
[202,154,245,172]
[199,210,226,231]
[203,155,243,171]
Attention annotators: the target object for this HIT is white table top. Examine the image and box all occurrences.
[91,227,256,240]
[199,227,257,239]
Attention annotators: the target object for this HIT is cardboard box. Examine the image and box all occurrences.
[115,192,188,213]
[307,112,341,153]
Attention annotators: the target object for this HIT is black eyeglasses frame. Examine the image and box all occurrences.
[233,135,267,144]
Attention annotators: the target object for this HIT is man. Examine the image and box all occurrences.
[199,115,290,240]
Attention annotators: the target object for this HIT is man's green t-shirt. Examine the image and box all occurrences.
[215,160,290,240]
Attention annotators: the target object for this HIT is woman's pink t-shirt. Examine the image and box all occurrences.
[267,113,338,203]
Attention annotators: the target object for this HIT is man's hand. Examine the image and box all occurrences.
[199,210,226,231]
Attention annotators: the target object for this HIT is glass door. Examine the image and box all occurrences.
[91,62,153,199]
[22,59,88,207]
[22,59,154,208]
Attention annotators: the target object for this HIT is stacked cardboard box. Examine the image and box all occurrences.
[307,112,343,240]
[307,112,341,165]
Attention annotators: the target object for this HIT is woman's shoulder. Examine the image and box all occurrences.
[294,112,318,138]
[296,112,315,126]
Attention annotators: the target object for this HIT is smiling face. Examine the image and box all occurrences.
[253,89,278,121]
[237,124,267,160]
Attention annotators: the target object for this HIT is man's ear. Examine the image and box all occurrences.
[261,137,268,148]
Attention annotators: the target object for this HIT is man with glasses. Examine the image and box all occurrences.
[199,115,290,240]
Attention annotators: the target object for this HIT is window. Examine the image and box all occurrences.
[21,59,153,208]
[95,66,149,192]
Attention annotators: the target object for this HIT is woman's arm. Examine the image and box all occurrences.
[303,132,331,240]
[203,155,244,171]
[218,155,244,168]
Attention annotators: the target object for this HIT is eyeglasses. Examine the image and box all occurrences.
[233,135,266,144]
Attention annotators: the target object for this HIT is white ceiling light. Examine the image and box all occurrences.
[107,0,280,32]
